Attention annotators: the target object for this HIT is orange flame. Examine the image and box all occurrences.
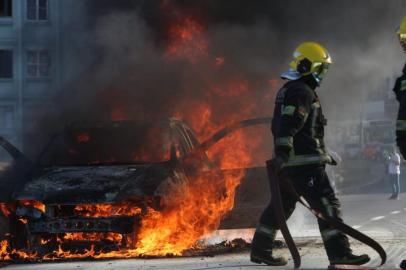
[0,204,11,217]
[19,200,46,213]
[0,12,274,262]
[76,133,91,143]
[165,17,208,62]
[132,169,244,256]
[63,233,123,243]
[74,203,142,217]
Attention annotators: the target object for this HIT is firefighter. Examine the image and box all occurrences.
[250,42,370,266]
[394,16,406,159]
[395,16,406,270]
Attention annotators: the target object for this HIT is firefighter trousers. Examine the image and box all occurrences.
[252,165,352,260]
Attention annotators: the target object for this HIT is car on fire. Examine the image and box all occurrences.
[0,118,271,258]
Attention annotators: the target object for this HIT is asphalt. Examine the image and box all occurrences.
[3,193,406,270]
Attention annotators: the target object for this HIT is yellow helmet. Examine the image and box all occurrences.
[281,42,332,85]
[397,16,406,52]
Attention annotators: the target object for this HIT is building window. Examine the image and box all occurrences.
[0,0,12,17]
[0,106,14,129]
[0,50,12,79]
[27,50,51,78]
[27,0,48,21]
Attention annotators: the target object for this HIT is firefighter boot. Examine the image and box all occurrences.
[250,226,287,266]
[322,228,370,266]
[400,259,406,270]
[330,252,371,266]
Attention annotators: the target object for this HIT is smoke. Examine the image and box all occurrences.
[28,0,405,160]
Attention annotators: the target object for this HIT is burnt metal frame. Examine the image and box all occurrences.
[28,216,137,234]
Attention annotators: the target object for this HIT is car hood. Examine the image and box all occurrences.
[15,164,166,204]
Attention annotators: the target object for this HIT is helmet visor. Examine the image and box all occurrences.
[313,62,330,85]
[315,62,330,79]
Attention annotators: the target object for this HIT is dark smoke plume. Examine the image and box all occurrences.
[28,0,405,160]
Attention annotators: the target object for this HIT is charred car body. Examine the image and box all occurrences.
[0,118,271,257]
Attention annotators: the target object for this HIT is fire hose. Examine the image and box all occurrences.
[266,159,387,270]
[196,117,386,269]
[199,117,273,150]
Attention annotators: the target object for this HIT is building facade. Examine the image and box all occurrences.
[0,0,62,158]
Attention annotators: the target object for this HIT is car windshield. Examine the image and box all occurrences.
[39,122,171,166]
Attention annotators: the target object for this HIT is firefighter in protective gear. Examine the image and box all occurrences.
[250,42,370,266]
[395,16,406,270]
[395,16,406,159]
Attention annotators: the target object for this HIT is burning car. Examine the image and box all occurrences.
[0,117,271,261]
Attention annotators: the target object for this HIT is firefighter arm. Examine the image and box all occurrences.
[393,78,401,101]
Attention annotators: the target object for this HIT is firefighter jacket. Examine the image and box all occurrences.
[394,72,406,132]
[272,78,333,168]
